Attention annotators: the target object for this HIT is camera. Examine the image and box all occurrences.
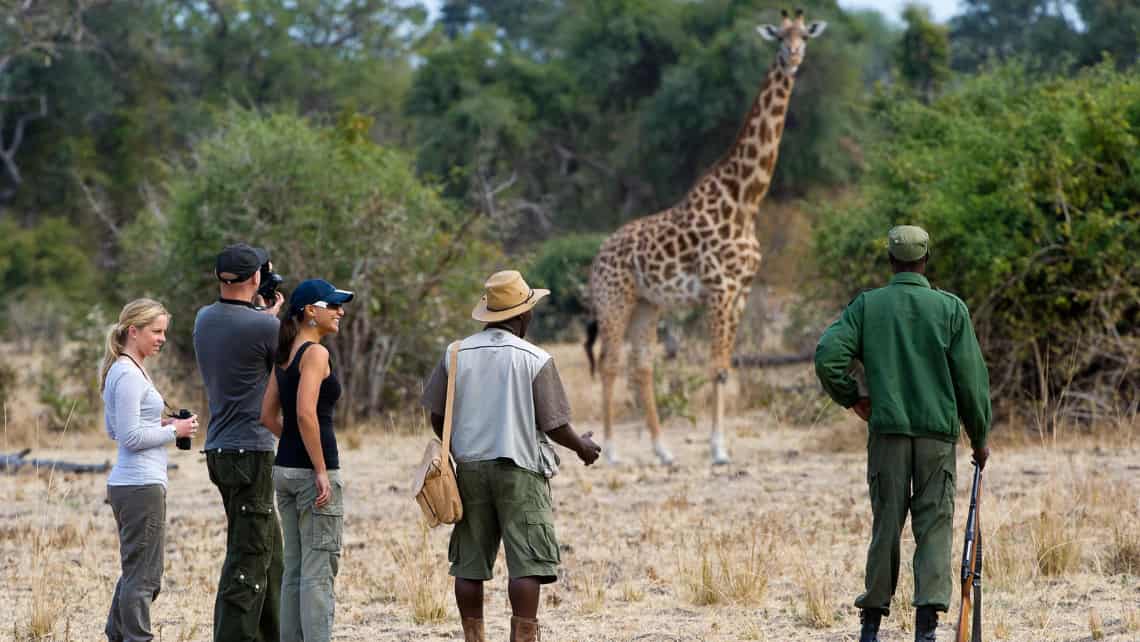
[257,261,283,306]
[172,408,194,451]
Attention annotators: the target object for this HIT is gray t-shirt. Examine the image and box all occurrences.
[193,299,279,451]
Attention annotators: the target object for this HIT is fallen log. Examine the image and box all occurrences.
[2,449,110,474]
[732,350,814,368]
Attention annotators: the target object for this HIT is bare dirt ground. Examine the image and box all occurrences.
[3,347,1139,641]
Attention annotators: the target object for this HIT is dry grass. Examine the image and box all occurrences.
[1030,506,1083,577]
[889,562,915,632]
[677,532,770,608]
[1106,523,1140,575]
[1089,608,1105,640]
[2,341,1139,640]
[388,524,450,625]
[1122,605,1140,633]
[797,562,837,628]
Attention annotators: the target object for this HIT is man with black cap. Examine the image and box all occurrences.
[814,226,992,642]
[193,243,285,642]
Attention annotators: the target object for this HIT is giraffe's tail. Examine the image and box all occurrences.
[584,319,599,378]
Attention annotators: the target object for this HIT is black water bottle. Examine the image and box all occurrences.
[173,409,193,451]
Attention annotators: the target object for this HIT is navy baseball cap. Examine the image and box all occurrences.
[289,279,354,314]
[216,243,269,283]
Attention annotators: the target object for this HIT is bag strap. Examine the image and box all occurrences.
[441,341,461,464]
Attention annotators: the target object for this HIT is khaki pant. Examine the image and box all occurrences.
[274,467,344,642]
[207,450,284,642]
[855,434,956,615]
[105,484,166,642]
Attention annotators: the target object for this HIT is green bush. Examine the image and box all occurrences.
[0,218,98,336]
[525,234,604,340]
[122,109,501,420]
[813,63,1140,417]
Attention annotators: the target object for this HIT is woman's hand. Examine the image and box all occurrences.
[173,414,198,439]
[314,471,332,508]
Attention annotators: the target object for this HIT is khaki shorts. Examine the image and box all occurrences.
[449,459,560,584]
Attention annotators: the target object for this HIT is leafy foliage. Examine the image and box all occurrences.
[949,0,1138,74]
[122,109,500,418]
[897,4,950,102]
[525,234,605,340]
[814,64,1140,416]
[409,1,882,238]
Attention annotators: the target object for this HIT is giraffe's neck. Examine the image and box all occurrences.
[681,59,794,225]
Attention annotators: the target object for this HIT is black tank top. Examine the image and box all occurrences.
[274,342,341,470]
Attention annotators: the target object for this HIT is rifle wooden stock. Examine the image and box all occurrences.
[956,463,983,642]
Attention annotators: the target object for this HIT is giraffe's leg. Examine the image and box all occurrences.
[707,288,748,465]
[598,306,631,465]
[628,301,673,465]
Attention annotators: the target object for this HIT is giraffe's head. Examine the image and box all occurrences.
[757,8,827,76]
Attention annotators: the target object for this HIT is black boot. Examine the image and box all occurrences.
[915,606,938,642]
[859,609,882,642]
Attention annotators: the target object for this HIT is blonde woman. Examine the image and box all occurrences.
[101,298,197,642]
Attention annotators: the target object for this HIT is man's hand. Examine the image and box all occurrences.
[314,471,332,508]
[851,397,872,422]
[576,431,601,466]
[972,446,989,471]
[261,291,285,316]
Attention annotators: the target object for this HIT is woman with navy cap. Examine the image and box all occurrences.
[260,278,353,642]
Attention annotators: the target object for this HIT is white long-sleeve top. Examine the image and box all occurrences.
[103,357,174,487]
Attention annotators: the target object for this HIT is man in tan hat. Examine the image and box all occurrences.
[815,226,991,642]
[420,270,601,642]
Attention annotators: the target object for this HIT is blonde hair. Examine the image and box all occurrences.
[100,298,170,390]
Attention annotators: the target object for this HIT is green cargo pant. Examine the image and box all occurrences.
[449,459,560,584]
[207,450,284,642]
[855,434,956,615]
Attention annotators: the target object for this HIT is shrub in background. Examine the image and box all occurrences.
[813,63,1140,419]
[122,109,500,421]
[525,234,604,340]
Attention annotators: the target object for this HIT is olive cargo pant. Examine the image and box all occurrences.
[207,450,284,642]
[855,434,956,615]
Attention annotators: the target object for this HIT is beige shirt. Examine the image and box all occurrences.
[420,329,571,477]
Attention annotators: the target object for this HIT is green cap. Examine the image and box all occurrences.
[887,225,929,261]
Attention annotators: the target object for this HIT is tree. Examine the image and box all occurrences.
[814,64,1140,417]
[897,4,950,102]
[1075,0,1139,69]
[0,0,105,197]
[410,0,878,239]
[949,0,1082,73]
[122,109,500,418]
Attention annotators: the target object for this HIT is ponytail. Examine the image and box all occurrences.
[276,309,302,366]
[100,298,170,391]
[100,324,130,390]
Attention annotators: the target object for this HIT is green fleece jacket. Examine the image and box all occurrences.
[814,272,991,449]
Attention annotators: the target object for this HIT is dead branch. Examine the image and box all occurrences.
[0,93,45,185]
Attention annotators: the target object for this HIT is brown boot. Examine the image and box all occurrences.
[461,617,485,642]
[510,616,540,642]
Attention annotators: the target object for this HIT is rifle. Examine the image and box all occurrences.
[955,461,983,642]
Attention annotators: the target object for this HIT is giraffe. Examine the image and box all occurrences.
[584,9,827,465]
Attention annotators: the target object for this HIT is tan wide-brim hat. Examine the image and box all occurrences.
[472,270,550,323]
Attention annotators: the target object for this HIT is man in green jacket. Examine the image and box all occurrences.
[814,225,991,642]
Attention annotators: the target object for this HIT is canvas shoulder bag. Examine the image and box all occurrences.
[412,341,463,527]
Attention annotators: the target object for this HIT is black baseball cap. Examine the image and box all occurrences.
[215,243,269,283]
